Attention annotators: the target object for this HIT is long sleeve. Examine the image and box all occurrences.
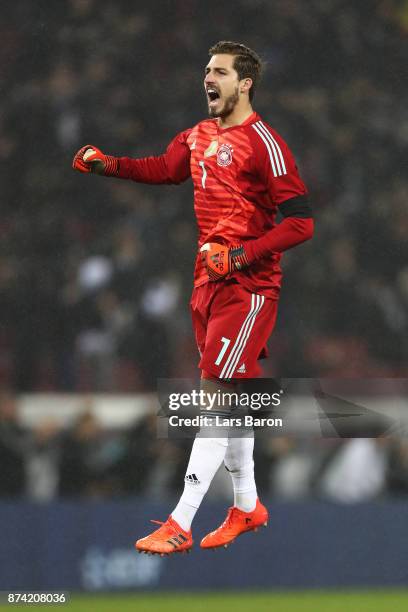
[116,129,192,185]
[246,121,313,261]
[245,215,314,262]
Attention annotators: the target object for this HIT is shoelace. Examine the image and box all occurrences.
[148,519,172,535]
[150,518,183,536]
[149,519,189,550]
[222,507,241,528]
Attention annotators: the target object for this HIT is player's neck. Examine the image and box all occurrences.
[218,104,254,129]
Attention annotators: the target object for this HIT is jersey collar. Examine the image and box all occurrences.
[216,111,260,134]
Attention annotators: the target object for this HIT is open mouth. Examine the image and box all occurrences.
[207,88,220,106]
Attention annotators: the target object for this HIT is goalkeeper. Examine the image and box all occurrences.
[73,41,313,555]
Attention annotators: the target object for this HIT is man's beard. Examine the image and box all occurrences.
[208,87,239,119]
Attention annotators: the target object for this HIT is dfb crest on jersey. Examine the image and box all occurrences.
[217,143,233,167]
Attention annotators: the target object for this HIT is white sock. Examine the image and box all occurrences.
[171,434,228,531]
[224,434,257,512]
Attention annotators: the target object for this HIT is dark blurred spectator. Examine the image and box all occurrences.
[386,440,408,496]
[25,420,61,502]
[0,391,27,497]
[58,409,126,497]
[120,413,190,497]
[120,413,161,494]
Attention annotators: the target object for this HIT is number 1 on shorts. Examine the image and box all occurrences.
[215,336,231,366]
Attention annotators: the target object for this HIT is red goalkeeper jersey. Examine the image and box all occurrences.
[116,111,308,298]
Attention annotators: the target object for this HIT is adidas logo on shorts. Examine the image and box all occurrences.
[236,363,246,374]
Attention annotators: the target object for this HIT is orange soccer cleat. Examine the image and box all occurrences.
[200,498,268,549]
[135,516,193,556]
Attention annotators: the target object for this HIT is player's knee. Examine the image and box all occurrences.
[225,458,254,474]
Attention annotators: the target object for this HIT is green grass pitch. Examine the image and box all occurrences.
[2,590,408,612]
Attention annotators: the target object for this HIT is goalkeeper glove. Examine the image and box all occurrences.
[200,242,250,281]
[72,144,118,176]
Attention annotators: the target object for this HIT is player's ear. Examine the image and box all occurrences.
[240,78,253,95]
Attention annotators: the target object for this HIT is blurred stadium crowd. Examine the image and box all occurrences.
[2,390,408,502]
[0,0,407,392]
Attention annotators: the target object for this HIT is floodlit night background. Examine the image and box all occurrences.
[0,0,407,604]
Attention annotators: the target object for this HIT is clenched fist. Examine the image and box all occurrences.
[72,145,118,176]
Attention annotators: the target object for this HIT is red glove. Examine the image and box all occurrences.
[72,144,118,176]
[200,243,251,281]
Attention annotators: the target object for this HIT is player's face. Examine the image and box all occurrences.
[204,54,241,119]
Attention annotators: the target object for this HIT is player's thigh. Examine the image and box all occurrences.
[190,284,215,358]
[200,283,278,380]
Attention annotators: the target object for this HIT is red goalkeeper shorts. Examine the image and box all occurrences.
[190,280,278,380]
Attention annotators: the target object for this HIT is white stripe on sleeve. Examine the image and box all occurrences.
[252,121,288,176]
[258,121,287,175]
[252,123,278,177]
